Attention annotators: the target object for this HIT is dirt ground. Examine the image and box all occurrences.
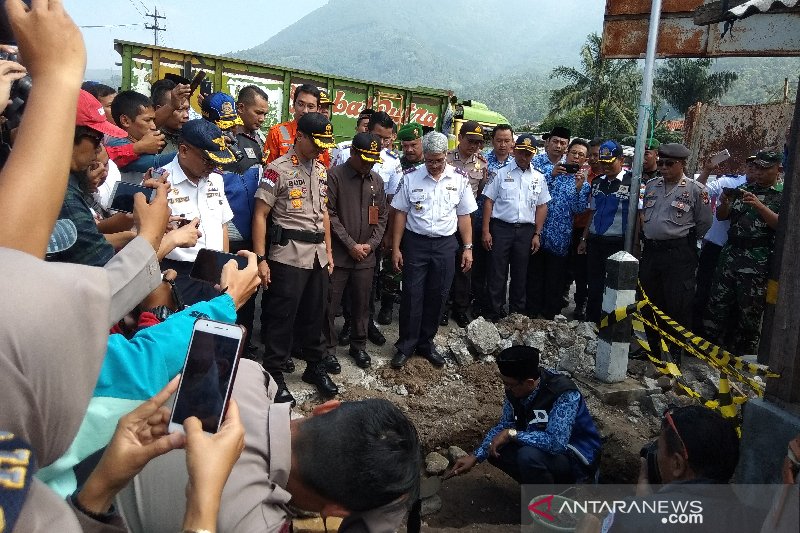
[251,294,661,529]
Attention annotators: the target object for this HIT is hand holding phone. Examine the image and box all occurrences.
[169,319,245,434]
[188,71,206,95]
[563,163,581,174]
[190,248,249,286]
[110,182,158,213]
[722,186,743,199]
[710,149,731,167]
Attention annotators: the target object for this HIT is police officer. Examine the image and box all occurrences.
[331,108,374,163]
[376,122,425,325]
[442,120,488,327]
[252,112,339,405]
[482,133,550,319]
[640,143,712,341]
[318,89,332,119]
[390,132,478,369]
[160,119,236,305]
[704,149,782,355]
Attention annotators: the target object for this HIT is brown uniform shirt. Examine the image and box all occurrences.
[255,147,329,269]
[447,149,488,197]
[642,175,712,241]
[326,161,388,269]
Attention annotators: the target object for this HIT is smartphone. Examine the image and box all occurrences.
[190,248,249,285]
[710,149,731,166]
[168,319,244,434]
[188,71,206,95]
[722,187,743,199]
[151,167,167,181]
[109,182,157,213]
[200,79,212,97]
[563,163,581,174]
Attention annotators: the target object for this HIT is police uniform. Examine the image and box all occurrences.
[255,113,338,403]
[442,122,488,325]
[640,144,712,337]
[390,161,478,365]
[160,120,236,306]
[483,142,550,317]
[264,119,331,168]
[704,150,783,354]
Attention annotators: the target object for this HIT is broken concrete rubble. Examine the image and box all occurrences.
[425,451,449,475]
[466,317,502,355]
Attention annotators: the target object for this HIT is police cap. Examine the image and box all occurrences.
[297,112,336,149]
[460,120,484,140]
[351,132,382,163]
[514,133,538,153]
[180,119,236,164]
[753,148,782,168]
[201,92,243,130]
[658,143,690,160]
[598,140,623,163]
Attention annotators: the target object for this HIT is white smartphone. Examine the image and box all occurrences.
[710,149,731,166]
[168,319,245,434]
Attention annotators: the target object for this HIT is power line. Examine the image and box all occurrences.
[80,23,143,29]
[127,0,144,17]
[143,4,166,46]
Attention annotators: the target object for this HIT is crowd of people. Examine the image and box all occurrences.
[0,1,794,532]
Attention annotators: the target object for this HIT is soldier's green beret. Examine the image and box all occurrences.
[397,122,423,141]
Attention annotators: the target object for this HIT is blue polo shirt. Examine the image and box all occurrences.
[589,170,631,238]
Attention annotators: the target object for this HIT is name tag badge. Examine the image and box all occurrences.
[368,205,379,225]
[244,147,257,159]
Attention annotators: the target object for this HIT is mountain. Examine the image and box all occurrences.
[231,0,604,94]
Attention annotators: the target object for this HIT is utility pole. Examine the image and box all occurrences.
[144,5,166,46]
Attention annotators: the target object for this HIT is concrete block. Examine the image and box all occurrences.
[575,375,649,406]
[595,252,639,384]
[736,398,800,483]
[425,451,449,475]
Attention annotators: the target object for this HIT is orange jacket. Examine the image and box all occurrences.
[264,120,330,168]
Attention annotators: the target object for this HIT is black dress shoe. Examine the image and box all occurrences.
[367,321,386,346]
[391,351,410,369]
[272,375,296,407]
[453,311,471,328]
[338,321,351,346]
[419,348,446,367]
[349,348,372,369]
[284,357,295,374]
[573,303,587,321]
[439,309,450,326]
[322,354,341,374]
[376,305,393,325]
[302,363,339,398]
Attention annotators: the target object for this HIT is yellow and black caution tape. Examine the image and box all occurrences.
[600,288,778,429]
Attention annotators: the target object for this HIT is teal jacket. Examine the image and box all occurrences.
[37,294,237,496]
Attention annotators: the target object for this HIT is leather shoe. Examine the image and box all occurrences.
[439,309,450,326]
[368,321,386,346]
[338,321,351,346]
[391,351,410,369]
[322,354,341,374]
[573,303,587,321]
[272,376,296,407]
[284,357,295,373]
[349,348,372,369]
[419,348,446,367]
[453,311,471,328]
[302,363,339,398]
[376,305,393,325]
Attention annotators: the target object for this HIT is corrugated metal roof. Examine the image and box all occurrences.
[726,0,800,19]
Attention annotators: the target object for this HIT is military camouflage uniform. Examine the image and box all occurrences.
[703,182,783,355]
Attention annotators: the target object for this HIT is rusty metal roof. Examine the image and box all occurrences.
[726,0,800,19]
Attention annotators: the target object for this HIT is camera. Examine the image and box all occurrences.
[640,440,661,484]
[223,131,244,163]
[563,163,581,174]
[0,50,32,129]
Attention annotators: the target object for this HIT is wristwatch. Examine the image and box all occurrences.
[508,429,518,440]
[533,232,541,238]
[463,243,474,250]
[256,254,267,263]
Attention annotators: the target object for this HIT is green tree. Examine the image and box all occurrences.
[548,33,641,137]
[654,59,738,115]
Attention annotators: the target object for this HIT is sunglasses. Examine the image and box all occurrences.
[663,406,689,460]
[658,160,679,167]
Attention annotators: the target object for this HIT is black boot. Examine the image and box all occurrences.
[367,320,386,346]
[338,320,351,347]
[376,296,393,325]
[301,363,339,398]
[272,373,296,407]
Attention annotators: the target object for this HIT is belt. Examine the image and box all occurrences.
[282,228,325,244]
[406,230,455,240]
[726,235,772,249]
[643,236,693,251]
[493,219,534,228]
[587,234,624,244]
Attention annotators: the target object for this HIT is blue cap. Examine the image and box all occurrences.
[200,92,243,130]
[180,119,236,164]
[598,140,623,163]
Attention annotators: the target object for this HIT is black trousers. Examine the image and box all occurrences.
[569,227,589,307]
[692,241,723,335]
[229,240,257,346]
[488,442,575,484]
[487,219,536,315]
[161,258,220,306]
[260,260,326,378]
[585,236,625,323]
[446,232,472,315]
[640,239,697,329]
[471,222,489,315]
[395,231,457,356]
[526,249,569,319]
[324,266,374,353]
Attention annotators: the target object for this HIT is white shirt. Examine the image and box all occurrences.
[703,174,748,246]
[483,162,551,224]
[162,157,234,262]
[331,140,352,165]
[95,159,122,210]
[391,164,478,237]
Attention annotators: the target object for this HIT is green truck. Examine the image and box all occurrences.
[115,40,456,144]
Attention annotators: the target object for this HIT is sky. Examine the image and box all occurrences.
[63,0,328,71]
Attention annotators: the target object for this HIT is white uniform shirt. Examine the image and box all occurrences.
[162,157,234,262]
[703,174,747,246]
[95,159,122,210]
[333,146,402,194]
[331,140,352,165]
[482,162,551,224]
[391,164,478,237]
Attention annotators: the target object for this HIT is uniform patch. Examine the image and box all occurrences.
[386,150,399,159]
[403,166,417,175]
[289,189,303,199]
[291,199,303,209]
[287,178,305,188]
[454,167,469,178]
[262,168,279,186]
[290,155,299,166]
[702,190,710,205]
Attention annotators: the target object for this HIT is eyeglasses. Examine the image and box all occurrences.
[568,150,588,159]
[657,160,678,167]
[663,406,689,460]
[293,102,318,112]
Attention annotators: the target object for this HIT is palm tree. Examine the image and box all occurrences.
[654,59,738,115]
[549,33,641,137]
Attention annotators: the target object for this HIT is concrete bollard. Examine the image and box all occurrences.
[595,251,639,383]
